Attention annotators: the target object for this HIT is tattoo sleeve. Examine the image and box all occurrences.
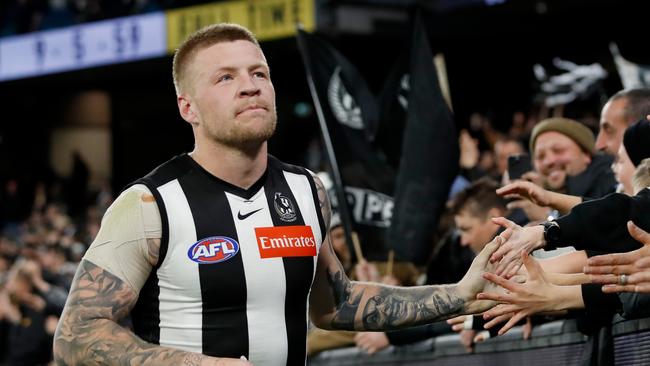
[326,264,465,331]
[53,260,211,365]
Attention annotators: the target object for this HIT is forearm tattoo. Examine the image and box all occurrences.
[326,266,464,331]
[361,286,464,330]
[327,269,364,328]
[54,260,208,365]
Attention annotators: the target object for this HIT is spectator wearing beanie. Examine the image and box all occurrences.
[530,117,616,199]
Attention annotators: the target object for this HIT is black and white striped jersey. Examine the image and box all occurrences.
[129,153,326,365]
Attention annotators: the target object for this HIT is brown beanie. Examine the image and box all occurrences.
[529,118,595,155]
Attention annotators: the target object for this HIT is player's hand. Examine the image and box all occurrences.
[585,221,650,293]
[457,230,512,314]
[479,252,572,335]
[489,218,545,278]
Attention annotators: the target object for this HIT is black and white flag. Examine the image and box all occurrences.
[296,29,396,261]
[610,43,650,89]
[381,16,459,264]
[533,57,607,107]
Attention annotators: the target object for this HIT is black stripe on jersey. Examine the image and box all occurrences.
[304,171,327,240]
[131,270,161,345]
[179,170,249,359]
[264,164,314,366]
[268,156,326,239]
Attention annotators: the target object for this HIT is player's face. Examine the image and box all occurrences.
[533,131,591,191]
[188,40,277,148]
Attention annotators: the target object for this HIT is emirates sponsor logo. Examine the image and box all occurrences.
[255,225,317,258]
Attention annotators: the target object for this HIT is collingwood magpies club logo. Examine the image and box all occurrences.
[327,67,364,130]
[274,192,297,222]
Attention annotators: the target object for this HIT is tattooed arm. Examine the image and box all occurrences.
[308,174,506,331]
[54,260,212,365]
[53,186,250,365]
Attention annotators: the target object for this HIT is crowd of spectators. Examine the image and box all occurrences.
[308,88,650,364]
[0,156,112,365]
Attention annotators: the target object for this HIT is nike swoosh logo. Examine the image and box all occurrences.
[237,208,263,220]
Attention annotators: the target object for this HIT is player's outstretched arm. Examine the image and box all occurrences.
[308,173,507,332]
[309,232,507,331]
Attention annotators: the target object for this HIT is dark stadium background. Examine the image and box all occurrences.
[0,0,647,192]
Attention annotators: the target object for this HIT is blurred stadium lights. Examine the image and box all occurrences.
[0,0,316,82]
[0,13,166,82]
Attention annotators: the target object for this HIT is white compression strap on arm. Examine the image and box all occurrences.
[82,184,162,293]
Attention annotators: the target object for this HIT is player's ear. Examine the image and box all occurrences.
[178,94,199,126]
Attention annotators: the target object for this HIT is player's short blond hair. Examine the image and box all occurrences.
[172,23,260,95]
[633,158,650,194]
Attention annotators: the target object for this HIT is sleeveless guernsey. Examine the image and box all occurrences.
[129,153,326,365]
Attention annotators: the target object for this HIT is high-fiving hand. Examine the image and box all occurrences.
[457,229,513,315]
[478,252,581,335]
[488,218,546,278]
[584,221,650,293]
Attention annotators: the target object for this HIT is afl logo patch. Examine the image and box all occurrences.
[274,192,297,222]
[187,236,239,264]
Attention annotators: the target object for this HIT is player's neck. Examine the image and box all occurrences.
[190,141,268,190]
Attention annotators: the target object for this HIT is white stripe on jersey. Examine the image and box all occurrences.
[283,171,323,268]
[225,188,289,365]
[157,179,202,353]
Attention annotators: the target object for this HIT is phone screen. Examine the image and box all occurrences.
[507,154,532,180]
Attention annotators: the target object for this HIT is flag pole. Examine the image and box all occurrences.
[295,25,358,258]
